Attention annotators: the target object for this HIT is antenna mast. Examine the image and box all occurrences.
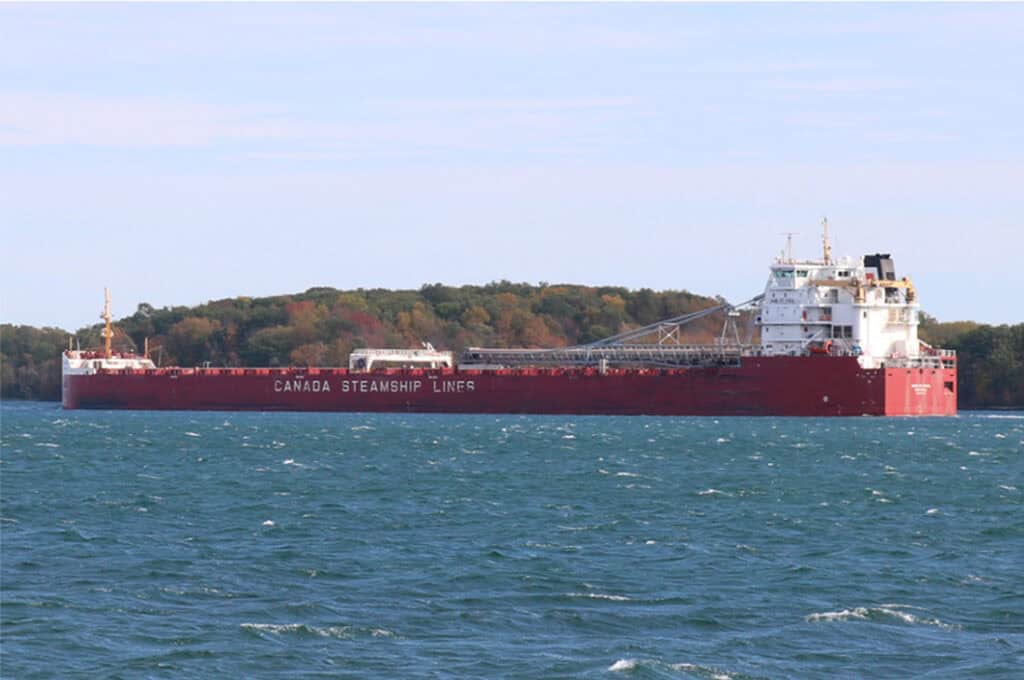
[102,287,113,359]
[780,232,799,262]
[821,217,832,264]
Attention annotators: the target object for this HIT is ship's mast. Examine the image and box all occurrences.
[102,287,113,359]
[821,217,832,264]
[780,232,799,263]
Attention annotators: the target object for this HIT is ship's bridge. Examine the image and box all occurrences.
[757,227,925,368]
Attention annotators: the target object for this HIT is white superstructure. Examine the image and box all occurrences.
[63,351,156,375]
[756,222,928,369]
[349,343,453,371]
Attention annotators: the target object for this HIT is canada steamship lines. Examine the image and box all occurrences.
[272,377,477,394]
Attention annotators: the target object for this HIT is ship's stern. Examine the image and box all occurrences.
[883,363,957,416]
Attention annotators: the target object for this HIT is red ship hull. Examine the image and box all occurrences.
[63,356,956,416]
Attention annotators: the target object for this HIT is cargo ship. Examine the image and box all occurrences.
[62,226,957,416]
